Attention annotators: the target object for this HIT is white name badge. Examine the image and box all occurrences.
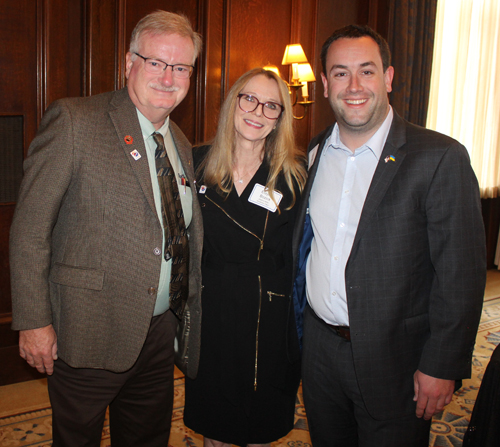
[248,183,283,212]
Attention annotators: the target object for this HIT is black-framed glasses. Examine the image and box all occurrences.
[134,53,194,79]
[237,94,283,120]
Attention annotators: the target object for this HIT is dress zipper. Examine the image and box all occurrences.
[205,194,269,389]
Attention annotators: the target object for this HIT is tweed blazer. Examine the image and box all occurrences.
[292,110,486,420]
[10,87,203,378]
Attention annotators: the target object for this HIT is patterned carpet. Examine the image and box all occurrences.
[1,297,499,447]
[428,297,500,447]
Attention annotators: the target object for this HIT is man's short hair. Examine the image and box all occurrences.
[320,24,391,75]
[129,10,202,62]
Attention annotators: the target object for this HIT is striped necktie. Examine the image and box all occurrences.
[153,132,189,315]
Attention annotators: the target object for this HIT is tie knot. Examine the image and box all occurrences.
[153,132,165,148]
[153,132,166,159]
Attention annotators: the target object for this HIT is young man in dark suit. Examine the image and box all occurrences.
[293,25,486,446]
[10,10,203,446]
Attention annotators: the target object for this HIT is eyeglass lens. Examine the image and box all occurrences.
[238,94,282,119]
[135,53,192,79]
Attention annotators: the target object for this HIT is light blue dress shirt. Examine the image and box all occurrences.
[306,107,394,326]
[137,111,193,316]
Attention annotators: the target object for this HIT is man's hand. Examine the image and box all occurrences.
[19,325,58,375]
[413,370,455,420]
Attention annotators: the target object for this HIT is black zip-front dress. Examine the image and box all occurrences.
[184,146,301,445]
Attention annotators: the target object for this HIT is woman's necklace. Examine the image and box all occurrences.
[234,160,262,184]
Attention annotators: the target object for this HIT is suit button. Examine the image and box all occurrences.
[148,287,157,295]
[153,247,161,256]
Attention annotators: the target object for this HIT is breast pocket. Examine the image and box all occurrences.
[375,197,421,221]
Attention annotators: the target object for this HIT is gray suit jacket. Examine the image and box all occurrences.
[293,110,486,419]
[10,87,203,378]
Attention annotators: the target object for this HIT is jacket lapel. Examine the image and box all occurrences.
[349,111,408,258]
[108,88,157,219]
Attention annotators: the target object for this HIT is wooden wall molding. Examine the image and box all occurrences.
[116,0,128,90]
[85,0,119,96]
[36,0,48,130]
[195,0,227,143]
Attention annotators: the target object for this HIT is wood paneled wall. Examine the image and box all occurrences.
[0,0,384,385]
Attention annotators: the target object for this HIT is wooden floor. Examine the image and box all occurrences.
[2,268,500,419]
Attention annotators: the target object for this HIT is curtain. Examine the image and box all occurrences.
[387,0,438,127]
[426,0,500,199]
[496,232,500,269]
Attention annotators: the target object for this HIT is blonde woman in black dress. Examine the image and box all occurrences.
[184,68,307,446]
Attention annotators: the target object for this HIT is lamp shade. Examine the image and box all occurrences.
[282,44,308,65]
[297,63,316,82]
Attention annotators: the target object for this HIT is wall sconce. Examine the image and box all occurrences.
[282,44,308,86]
[297,62,316,103]
[281,43,315,120]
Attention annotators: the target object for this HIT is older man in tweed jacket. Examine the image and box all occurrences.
[10,11,203,446]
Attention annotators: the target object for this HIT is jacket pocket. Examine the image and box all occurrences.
[404,313,429,335]
[375,199,420,221]
[49,263,105,291]
[267,291,286,301]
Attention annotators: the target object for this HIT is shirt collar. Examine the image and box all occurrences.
[136,109,170,140]
[366,106,393,160]
[327,106,394,160]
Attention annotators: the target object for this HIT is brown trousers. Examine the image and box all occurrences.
[48,310,178,447]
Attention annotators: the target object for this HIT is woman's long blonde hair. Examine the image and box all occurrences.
[198,68,307,209]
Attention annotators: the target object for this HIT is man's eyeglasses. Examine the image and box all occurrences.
[237,94,283,120]
[134,53,194,79]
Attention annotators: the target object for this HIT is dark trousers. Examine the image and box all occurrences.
[47,310,178,447]
[302,305,431,447]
